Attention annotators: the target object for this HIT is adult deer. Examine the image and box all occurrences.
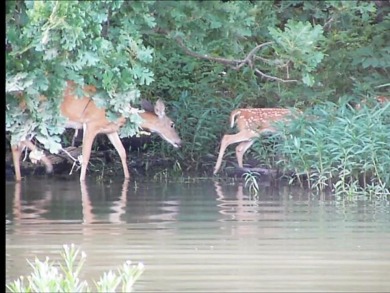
[11,81,182,182]
[213,107,299,175]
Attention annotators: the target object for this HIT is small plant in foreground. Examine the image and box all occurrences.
[6,244,145,293]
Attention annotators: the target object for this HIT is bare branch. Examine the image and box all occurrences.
[235,42,273,70]
[174,36,242,67]
[254,68,298,83]
[154,27,298,83]
[323,17,334,31]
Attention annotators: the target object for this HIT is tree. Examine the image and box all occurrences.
[6,1,155,152]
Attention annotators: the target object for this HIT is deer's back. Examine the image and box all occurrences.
[60,81,125,132]
[231,108,294,132]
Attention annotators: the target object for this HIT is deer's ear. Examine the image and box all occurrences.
[154,99,166,118]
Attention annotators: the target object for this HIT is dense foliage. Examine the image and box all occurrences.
[6,1,390,195]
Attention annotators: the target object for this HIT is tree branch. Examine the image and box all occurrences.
[234,42,274,70]
[255,68,297,83]
[174,35,241,67]
[154,27,297,83]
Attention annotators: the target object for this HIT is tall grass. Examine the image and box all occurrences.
[276,101,390,197]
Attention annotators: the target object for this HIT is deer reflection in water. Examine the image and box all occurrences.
[10,180,129,226]
[9,179,181,229]
[147,200,180,223]
[11,182,54,224]
[214,181,287,237]
[80,180,129,225]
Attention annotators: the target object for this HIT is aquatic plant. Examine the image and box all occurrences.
[6,244,145,293]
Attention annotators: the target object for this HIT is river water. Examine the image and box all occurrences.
[5,177,390,292]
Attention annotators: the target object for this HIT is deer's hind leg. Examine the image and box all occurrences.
[235,140,255,169]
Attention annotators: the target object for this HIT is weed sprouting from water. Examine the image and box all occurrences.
[243,171,261,196]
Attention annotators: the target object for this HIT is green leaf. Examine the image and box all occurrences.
[302,73,314,86]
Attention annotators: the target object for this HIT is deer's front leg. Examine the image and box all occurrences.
[79,126,98,182]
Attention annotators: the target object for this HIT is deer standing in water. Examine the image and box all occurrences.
[214,107,299,175]
[11,81,182,182]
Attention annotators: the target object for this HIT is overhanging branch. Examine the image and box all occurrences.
[154,27,298,83]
